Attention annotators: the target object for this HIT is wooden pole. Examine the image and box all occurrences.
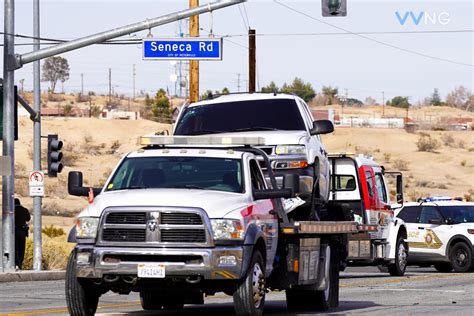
[249,29,256,93]
[189,0,199,102]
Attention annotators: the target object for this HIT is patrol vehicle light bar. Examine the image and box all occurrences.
[139,135,266,146]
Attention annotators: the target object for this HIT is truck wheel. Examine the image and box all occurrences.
[286,244,338,311]
[388,236,408,276]
[434,262,453,272]
[140,291,184,310]
[65,252,100,316]
[233,250,265,316]
[449,242,472,272]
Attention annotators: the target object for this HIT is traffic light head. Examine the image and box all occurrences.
[322,0,347,17]
[48,134,63,177]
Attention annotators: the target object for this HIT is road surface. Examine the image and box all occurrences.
[1,266,473,315]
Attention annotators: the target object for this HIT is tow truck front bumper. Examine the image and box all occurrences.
[74,245,246,280]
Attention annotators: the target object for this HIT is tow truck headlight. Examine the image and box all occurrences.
[275,145,306,155]
[211,219,244,240]
[76,217,99,239]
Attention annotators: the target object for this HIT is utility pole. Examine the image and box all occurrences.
[2,0,16,270]
[132,64,136,101]
[382,91,385,117]
[189,0,199,103]
[32,0,42,271]
[108,68,111,106]
[237,73,241,92]
[80,73,84,96]
[248,29,256,93]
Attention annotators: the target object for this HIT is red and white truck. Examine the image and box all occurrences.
[324,153,408,276]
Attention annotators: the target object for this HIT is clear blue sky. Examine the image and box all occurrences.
[2,0,473,104]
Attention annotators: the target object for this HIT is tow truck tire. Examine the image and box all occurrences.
[233,250,265,316]
[449,242,472,273]
[434,262,453,272]
[388,236,408,276]
[286,244,339,311]
[65,252,100,316]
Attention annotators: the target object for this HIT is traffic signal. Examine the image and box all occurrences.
[47,134,63,177]
[322,0,347,17]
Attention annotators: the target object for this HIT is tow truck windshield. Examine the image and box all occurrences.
[106,156,243,193]
[174,99,306,135]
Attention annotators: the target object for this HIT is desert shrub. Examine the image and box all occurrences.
[457,140,465,148]
[111,140,121,151]
[15,163,28,178]
[393,159,409,171]
[441,134,455,147]
[460,160,467,167]
[416,135,439,152]
[80,135,103,156]
[47,93,65,102]
[42,225,65,238]
[469,148,474,152]
[437,184,448,189]
[23,234,74,270]
[61,143,82,167]
[16,178,29,197]
[45,179,68,199]
[415,180,430,188]
[42,202,77,217]
[383,153,391,163]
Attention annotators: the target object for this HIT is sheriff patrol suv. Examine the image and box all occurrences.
[395,199,474,272]
[174,93,334,219]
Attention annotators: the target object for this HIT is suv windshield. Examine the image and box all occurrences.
[174,99,306,135]
[106,156,243,193]
[438,205,474,223]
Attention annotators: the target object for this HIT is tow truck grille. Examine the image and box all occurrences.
[99,209,210,247]
[102,228,146,242]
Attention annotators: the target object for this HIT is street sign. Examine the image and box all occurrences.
[29,170,45,197]
[143,38,223,60]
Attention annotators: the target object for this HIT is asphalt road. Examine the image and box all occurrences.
[1,266,473,315]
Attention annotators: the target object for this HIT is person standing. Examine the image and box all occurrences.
[15,198,31,269]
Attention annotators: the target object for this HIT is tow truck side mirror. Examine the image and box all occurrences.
[68,171,101,197]
[283,174,300,196]
[396,174,403,204]
[253,189,293,200]
[310,120,334,135]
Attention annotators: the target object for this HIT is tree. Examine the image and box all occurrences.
[346,98,363,107]
[200,90,214,100]
[388,96,410,108]
[365,96,376,106]
[322,86,338,105]
[41,56,70,93]
[151,89,172,122]
[261,81,279,93]
[430,88,442,106]
[221,87,230,95]
[280,78,315,102]
[446,86,472,111]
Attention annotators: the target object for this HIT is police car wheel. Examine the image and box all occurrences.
[65,251,100,316]
[388,236,408,276]
[233,250,266,316]
[449,242,472,273]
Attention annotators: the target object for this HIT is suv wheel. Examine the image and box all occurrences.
[449,242,472,272]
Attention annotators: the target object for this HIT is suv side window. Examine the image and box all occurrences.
[397,206,421,223]
[420,206,443,224]
[365,171,375,197]
[249,160,266,190]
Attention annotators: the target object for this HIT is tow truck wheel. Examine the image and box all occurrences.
[233,250,265,316]
[449,242,472,273]
[65,251,100,316]
[388,236,408,276]
[434,262,453,272]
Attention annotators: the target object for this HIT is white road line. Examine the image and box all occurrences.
[366,288,465,293]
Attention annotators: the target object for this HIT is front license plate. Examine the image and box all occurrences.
[137,263,165,278]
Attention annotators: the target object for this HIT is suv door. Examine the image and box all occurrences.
[410,206,446,257]
[396,205,421,254]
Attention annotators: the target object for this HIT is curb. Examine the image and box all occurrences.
[0,270,65,282]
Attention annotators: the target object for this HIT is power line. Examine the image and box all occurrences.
[273,1,473,68]
[242,2,251,29]
[237,4,249,31]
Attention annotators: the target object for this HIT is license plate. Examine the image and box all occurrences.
[137,263,165,278]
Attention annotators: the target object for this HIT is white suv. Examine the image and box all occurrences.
[174,93,334,219]
[395,200,474,272]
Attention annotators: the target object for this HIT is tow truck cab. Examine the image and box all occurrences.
[325,154,408,276]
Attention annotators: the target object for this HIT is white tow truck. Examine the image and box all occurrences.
[325,153,408,276]
[65,135,372,316]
